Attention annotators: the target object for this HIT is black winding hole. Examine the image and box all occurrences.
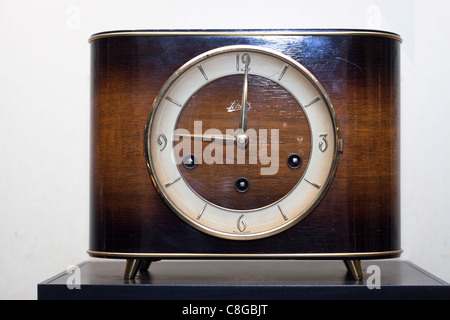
[182,154,198,170]
[235,177,250,193]
[287,154,303,169]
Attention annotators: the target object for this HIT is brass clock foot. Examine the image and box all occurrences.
[123,259,158,279]
[124,259,143,279]
[343,260,363,281]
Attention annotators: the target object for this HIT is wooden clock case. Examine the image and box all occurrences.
[88,29,402,280]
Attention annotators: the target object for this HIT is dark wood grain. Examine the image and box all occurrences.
[89,31,401,257]
[176,75,311,210]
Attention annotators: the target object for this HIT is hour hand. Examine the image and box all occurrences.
[174,132,236,142]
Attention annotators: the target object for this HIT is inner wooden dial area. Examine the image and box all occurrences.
[174,74,312,210]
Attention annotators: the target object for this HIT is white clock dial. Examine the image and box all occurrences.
[146,45,340,240]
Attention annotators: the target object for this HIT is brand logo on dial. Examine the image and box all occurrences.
[227,100,252,113]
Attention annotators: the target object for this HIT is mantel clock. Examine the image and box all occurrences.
[88,30,402,280]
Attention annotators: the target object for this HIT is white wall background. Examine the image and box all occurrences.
[0,0,449,299]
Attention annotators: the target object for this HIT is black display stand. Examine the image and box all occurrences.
[38,259,450,301]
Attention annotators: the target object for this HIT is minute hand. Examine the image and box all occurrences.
[239,53,251,134]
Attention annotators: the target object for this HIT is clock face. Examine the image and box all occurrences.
[146,45,340,240]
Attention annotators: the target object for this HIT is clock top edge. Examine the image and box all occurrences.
[88,29,402,43]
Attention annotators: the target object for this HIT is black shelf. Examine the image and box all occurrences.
[38,259,450,300]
